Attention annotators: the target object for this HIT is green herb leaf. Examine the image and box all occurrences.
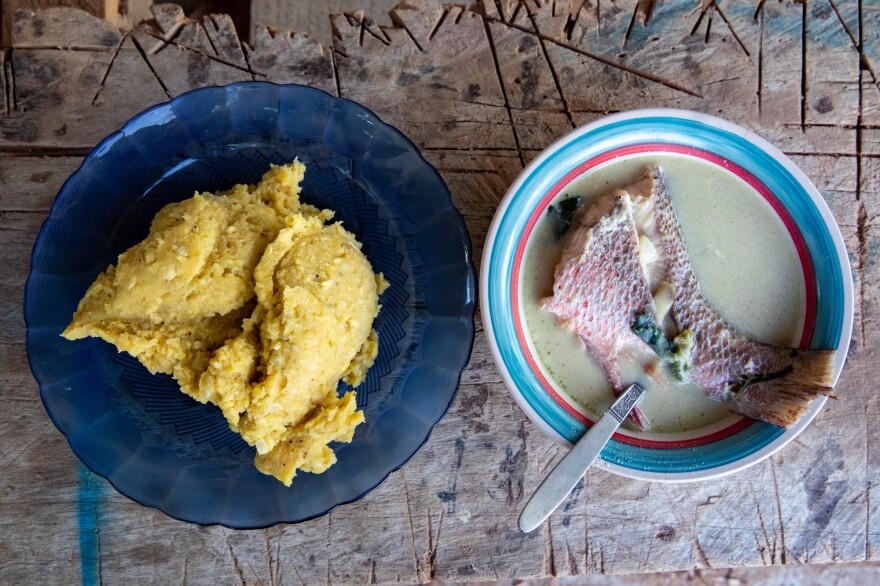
[547,196,583,240]
[730,365,793,395]
[631,312,694,382]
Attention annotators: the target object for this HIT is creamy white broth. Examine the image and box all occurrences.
[520,154,806,433]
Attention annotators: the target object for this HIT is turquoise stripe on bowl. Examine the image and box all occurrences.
[486,115,846,474]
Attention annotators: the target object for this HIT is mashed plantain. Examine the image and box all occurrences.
[63,161,386,486]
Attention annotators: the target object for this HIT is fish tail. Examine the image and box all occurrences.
[787,349,837,387]
[728,382,835,428]
[728,350,837,428]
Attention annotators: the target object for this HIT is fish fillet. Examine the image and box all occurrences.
[542,166,836,429]
[541,191,656,429]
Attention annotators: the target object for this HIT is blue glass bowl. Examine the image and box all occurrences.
[25,82,476,527]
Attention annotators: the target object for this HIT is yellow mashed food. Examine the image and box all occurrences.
[62,161,387,486]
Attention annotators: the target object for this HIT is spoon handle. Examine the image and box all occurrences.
[518,383,645,533]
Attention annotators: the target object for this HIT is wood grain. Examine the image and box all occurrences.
[1,1,879,582]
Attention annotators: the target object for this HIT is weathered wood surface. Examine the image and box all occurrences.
[250,0,400,46]
[1,1,879,583]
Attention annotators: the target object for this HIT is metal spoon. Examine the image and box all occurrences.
[518,383,646,533]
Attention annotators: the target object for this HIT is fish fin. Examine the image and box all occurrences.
[727,350,837,428]
[787,349,837,387]
[727,381,834,428]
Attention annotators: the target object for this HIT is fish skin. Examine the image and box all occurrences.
[542,166,836,430]
[646,166,793,397]
[541,195,654,429]
[645,166,835,427]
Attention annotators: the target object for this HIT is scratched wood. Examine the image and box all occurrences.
[1,1,879,583]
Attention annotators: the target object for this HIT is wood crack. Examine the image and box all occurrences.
[217,15,258,82]
[224,534,246,586]
[329,12,344,98]
[828,0,880,92]
[485,16,702,98]
[754,0,767,21]
[138,29,263,78]
[561,0,582,41]
[7,45,113,51]
[856,60,866,347]
[91,34,127,106]
[0,434,44,466]
[403,483,423,581]
[750,481,776,563]
[483,18,526,167]
[704,4,713,44]
[0,146,92,156]
[690,2,708,38]
[624,1,640,48]
[543,521,556,575]
[422,145,525,151]
[131,34,173,99]
[493,0,507,22]
[273,541,282,585]
[425,509,444,581]
[441,438,464,514]
[330,49,342,98]
[693,534,712,568]
[350,12,365,48]
[624,0,659,47]
[801,0,808,130]
[488,553,500,580]
[429,6,450,41]
[202,17,221,56]
[583,508,591,571]
[782,151,878,157]
[240,44,258,82]
[262,530,275,586]
[435,166,505,174]
[866,405,872,560]
[453,4,466,25]
[714,2,750,57]
[290,559,306,586]
[524,0,576,129]
[509,1,524,26]
[758,6,764,115]
[345,12,391,47]
[389,8,424,52]
[782,122,880,129]
[770,458,788,564]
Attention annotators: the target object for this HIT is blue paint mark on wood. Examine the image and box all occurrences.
[77,465,103,586]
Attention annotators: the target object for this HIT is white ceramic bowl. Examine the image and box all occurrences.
[480,109,853,481]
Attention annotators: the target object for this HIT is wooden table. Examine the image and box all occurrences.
[2,1,879,583]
